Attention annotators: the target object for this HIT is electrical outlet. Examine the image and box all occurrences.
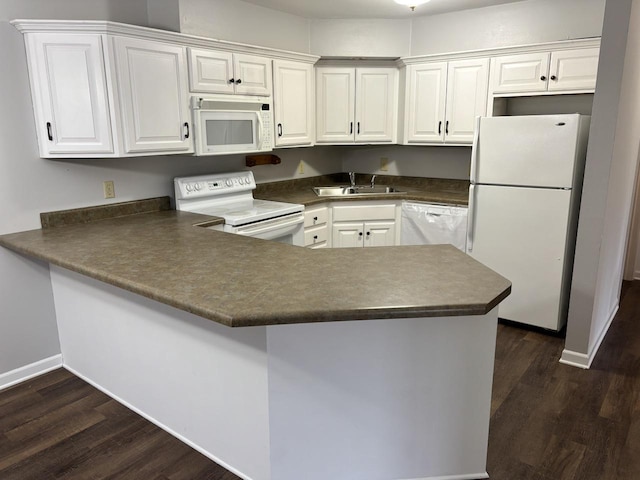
[298,160,304,174]
[103,180,115,199]
[380,157,389,172]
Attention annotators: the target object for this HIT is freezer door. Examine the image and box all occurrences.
[473,114,582,188]
[466,184,572,330]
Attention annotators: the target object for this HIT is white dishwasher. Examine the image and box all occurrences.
[400,202,468,251]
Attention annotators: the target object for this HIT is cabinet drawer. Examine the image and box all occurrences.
[304,206,329,227]
[305,224,328,246]
[333,204,396,222]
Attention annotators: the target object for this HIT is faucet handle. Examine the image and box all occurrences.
[370,175,377,188]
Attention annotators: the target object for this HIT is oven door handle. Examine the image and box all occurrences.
[234,213,304,237]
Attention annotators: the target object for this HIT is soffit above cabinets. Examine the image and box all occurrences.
[10,19,320,65]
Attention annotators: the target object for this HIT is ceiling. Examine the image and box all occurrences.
[240,0,528,19]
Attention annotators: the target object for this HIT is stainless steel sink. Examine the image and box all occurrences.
[313,185,406,196]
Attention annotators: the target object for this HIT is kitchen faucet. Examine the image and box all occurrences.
[348,172,356,188]
[370,175,377,188]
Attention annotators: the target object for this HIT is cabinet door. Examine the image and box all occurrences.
[26,33,113,156]
[234,53,272,96]
[404,62,447,143]
[445,58,489,144]
[548,48,599,92]
[273,60,314,147]
[316,68,355,143]
[332,222,364,248]
[489,52,550,94]
[188,47,234,94]
[355,68,397,143]
[114,37,192,154]
[364,221,396,247]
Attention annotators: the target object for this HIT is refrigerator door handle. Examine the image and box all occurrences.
[470,116,481,183]
[467,184,476,253]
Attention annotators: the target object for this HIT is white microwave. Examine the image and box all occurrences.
[191,95,273,155]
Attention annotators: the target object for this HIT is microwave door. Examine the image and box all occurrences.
[198,111,259,154]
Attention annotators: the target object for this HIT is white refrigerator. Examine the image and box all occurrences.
[466,114,591,331]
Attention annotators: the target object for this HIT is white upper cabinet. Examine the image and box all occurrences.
[113,36,192,154]
[404,62,447,143]
[445,59,490,143]
[188,47,272,96]
[355,68,398,143]
[547,48,600,92]
[316,68,356,143]
[273,60,314,147]
[25,33,114,157]
[316,67,397,144]
[489,52,549,94]
[404,58,488,144]
[490,47,599,94]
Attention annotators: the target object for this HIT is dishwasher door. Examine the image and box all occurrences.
[400,202,468,251]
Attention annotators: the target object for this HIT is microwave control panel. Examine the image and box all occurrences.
[260,106,273,150]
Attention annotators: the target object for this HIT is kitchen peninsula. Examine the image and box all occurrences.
[0,199,510,480]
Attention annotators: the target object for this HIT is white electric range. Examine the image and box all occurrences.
[174,171,305,246]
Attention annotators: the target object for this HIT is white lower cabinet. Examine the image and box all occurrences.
[332,221,396,248]
[304,205,330,248]
[332,203,398,248]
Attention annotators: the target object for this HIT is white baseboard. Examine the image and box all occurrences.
[560,302,619,369]
[62,365,254,480]
[0,354,63,391]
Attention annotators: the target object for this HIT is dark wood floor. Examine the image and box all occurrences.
[2,282,640,479]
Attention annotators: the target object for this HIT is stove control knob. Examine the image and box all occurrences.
[244,177,251,185]
[226,179,233,187]
[194,183,201,191]
[185,184,193,192]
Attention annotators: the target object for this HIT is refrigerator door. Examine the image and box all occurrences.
[467,184,572,330]
[472,114,581,188]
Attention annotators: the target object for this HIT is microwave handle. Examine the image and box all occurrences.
[256,112,263,147]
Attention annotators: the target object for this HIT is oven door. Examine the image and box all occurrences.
[196,110,261,155]
[230,213,305,246]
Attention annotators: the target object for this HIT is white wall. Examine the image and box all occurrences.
[146,0,181,32]
[0,0,147,379]
[178,0,310,52]
[309,19,411,58]
[410,0,605,56]
[563,0,635,368]
[342,145,470,180]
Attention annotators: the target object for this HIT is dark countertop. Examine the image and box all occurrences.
[0,202,510,328]
[254,173,470,206]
